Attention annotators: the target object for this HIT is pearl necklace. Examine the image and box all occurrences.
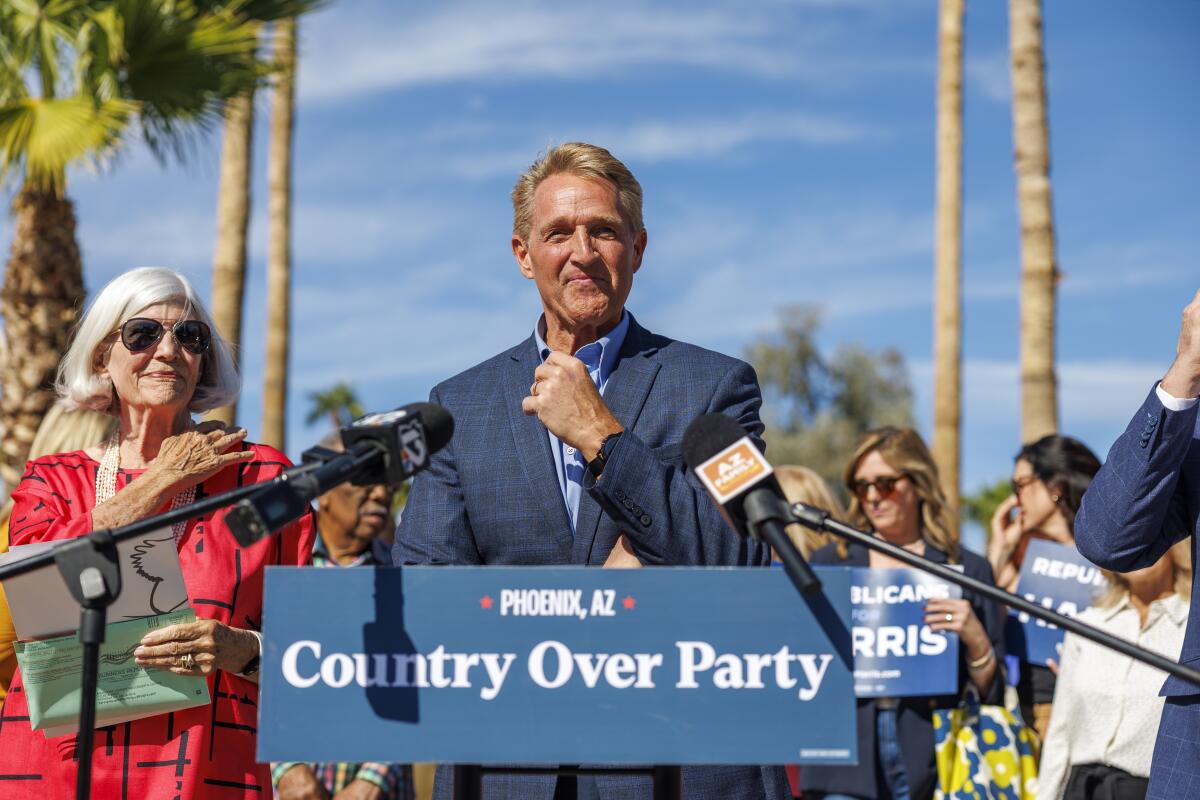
[96,433,196,544]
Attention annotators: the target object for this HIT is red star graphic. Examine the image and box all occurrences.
[480,595,494,610]
[622,596,636,610]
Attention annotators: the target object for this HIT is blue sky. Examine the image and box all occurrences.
[4,0,1197,516]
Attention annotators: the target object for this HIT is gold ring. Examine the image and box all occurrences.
[945,613,953,623]
[180,653,196,670]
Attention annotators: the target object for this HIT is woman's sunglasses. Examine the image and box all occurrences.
[1011,475,1039,496]
[119,318,211,355]
[850,474,907,501]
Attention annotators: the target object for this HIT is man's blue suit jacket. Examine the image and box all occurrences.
[1075,386,1200,799]
[393,315,790,800]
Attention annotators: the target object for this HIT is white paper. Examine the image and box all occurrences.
[0,527,189,640]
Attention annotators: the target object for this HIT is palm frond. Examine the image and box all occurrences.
[6,0,89,99]
[0,33,32,106]
[109,0,263,161]
[195,0,327,23]
[0,95,135,193]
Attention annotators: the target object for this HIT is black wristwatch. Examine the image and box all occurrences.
[587,432,623,478]
[239,652,261,677]
[239,631,262,676]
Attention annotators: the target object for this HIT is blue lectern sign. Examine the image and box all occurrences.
[851,567,960,697]
[1008,540,1107,665]
[259,566,856,765]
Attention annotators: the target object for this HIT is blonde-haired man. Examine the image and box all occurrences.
[395,143,789,800]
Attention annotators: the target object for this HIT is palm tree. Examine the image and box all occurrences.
[1009,0,1060,442]
[0,0,262,488]
[933,0,964,535]
[306,382,365,430]
[205,0,319,427]
[261,17,297,452]
[206,91,254,427]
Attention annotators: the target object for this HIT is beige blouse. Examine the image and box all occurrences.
[1036,592,1189,800]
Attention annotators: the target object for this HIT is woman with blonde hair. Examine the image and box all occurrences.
[0,405,116,707]
[801,427,1006,800]
[1037,540,1191,800]
[773,465,846,559]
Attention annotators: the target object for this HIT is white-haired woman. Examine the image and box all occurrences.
[0,268,315,798]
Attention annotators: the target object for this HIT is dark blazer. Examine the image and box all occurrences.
[800,541,1007,800]
[394,314,789,800]
[1075,386,1200,799]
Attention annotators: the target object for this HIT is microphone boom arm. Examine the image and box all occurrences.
[790,501,1200,688]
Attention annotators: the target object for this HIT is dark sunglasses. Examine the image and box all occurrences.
[119,318,211,355]
[850,474,908,501]
[1011,475,1039,496]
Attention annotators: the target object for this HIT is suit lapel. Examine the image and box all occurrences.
[572,317,662,564]
[504,338,574,555]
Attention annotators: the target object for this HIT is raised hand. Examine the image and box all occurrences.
[521,351,623,461]
[987,495,1023,574]
[1162,288,1200,399]
[149,422,255,492]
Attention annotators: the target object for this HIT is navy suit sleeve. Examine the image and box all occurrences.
[1075,387,1199,572]
[583,359,771,567]
[392,386,484,566]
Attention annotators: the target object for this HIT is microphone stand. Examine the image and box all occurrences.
[789,502,1200,688]
[0,458,334,800]
[742,490,822,595]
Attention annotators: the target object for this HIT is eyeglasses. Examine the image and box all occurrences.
[850,474,908,501]
[1011,475,1039,496]
[119,318,211,355]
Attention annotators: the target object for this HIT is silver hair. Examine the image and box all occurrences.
[56,267,240,414]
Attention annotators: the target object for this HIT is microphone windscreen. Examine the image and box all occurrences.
[407,402,454,453]
[682,413,752,471]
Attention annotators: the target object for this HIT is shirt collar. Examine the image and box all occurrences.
[313,532,377,568]
[1099,591,1189,626]
[1162,592,1190,625]
[534,310,630,383]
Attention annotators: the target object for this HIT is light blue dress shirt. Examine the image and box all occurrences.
[533,311,629,533]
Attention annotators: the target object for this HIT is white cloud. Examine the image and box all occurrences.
[645,205,934,342]
[910,356,1165,489]
[297,1,923,104]
[607,114,876,160]
[429,112,879,180]
[966,53,1011,104]
[916,357,1162,425]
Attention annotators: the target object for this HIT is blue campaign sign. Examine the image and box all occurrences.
[851,568,960,697]
[259,566,856,766]
[1008,539,1107,666]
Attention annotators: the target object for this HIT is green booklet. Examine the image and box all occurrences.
[15,609,211,736]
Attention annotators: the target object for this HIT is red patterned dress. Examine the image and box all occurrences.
[0,443,315,799]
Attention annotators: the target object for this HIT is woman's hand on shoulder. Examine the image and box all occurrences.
[148,422,254,492]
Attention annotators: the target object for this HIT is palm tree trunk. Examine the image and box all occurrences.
[0,188,85,489]
[262,18,296,453]
[1010,0,1059,442]
[208,92,255,426]
[933,0,964,536]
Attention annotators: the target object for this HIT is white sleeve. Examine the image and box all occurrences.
[1036,633,1080,800]
[1156,382,1199,412]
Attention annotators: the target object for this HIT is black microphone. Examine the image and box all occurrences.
[225,402,454,546]
[682,413,822,595]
